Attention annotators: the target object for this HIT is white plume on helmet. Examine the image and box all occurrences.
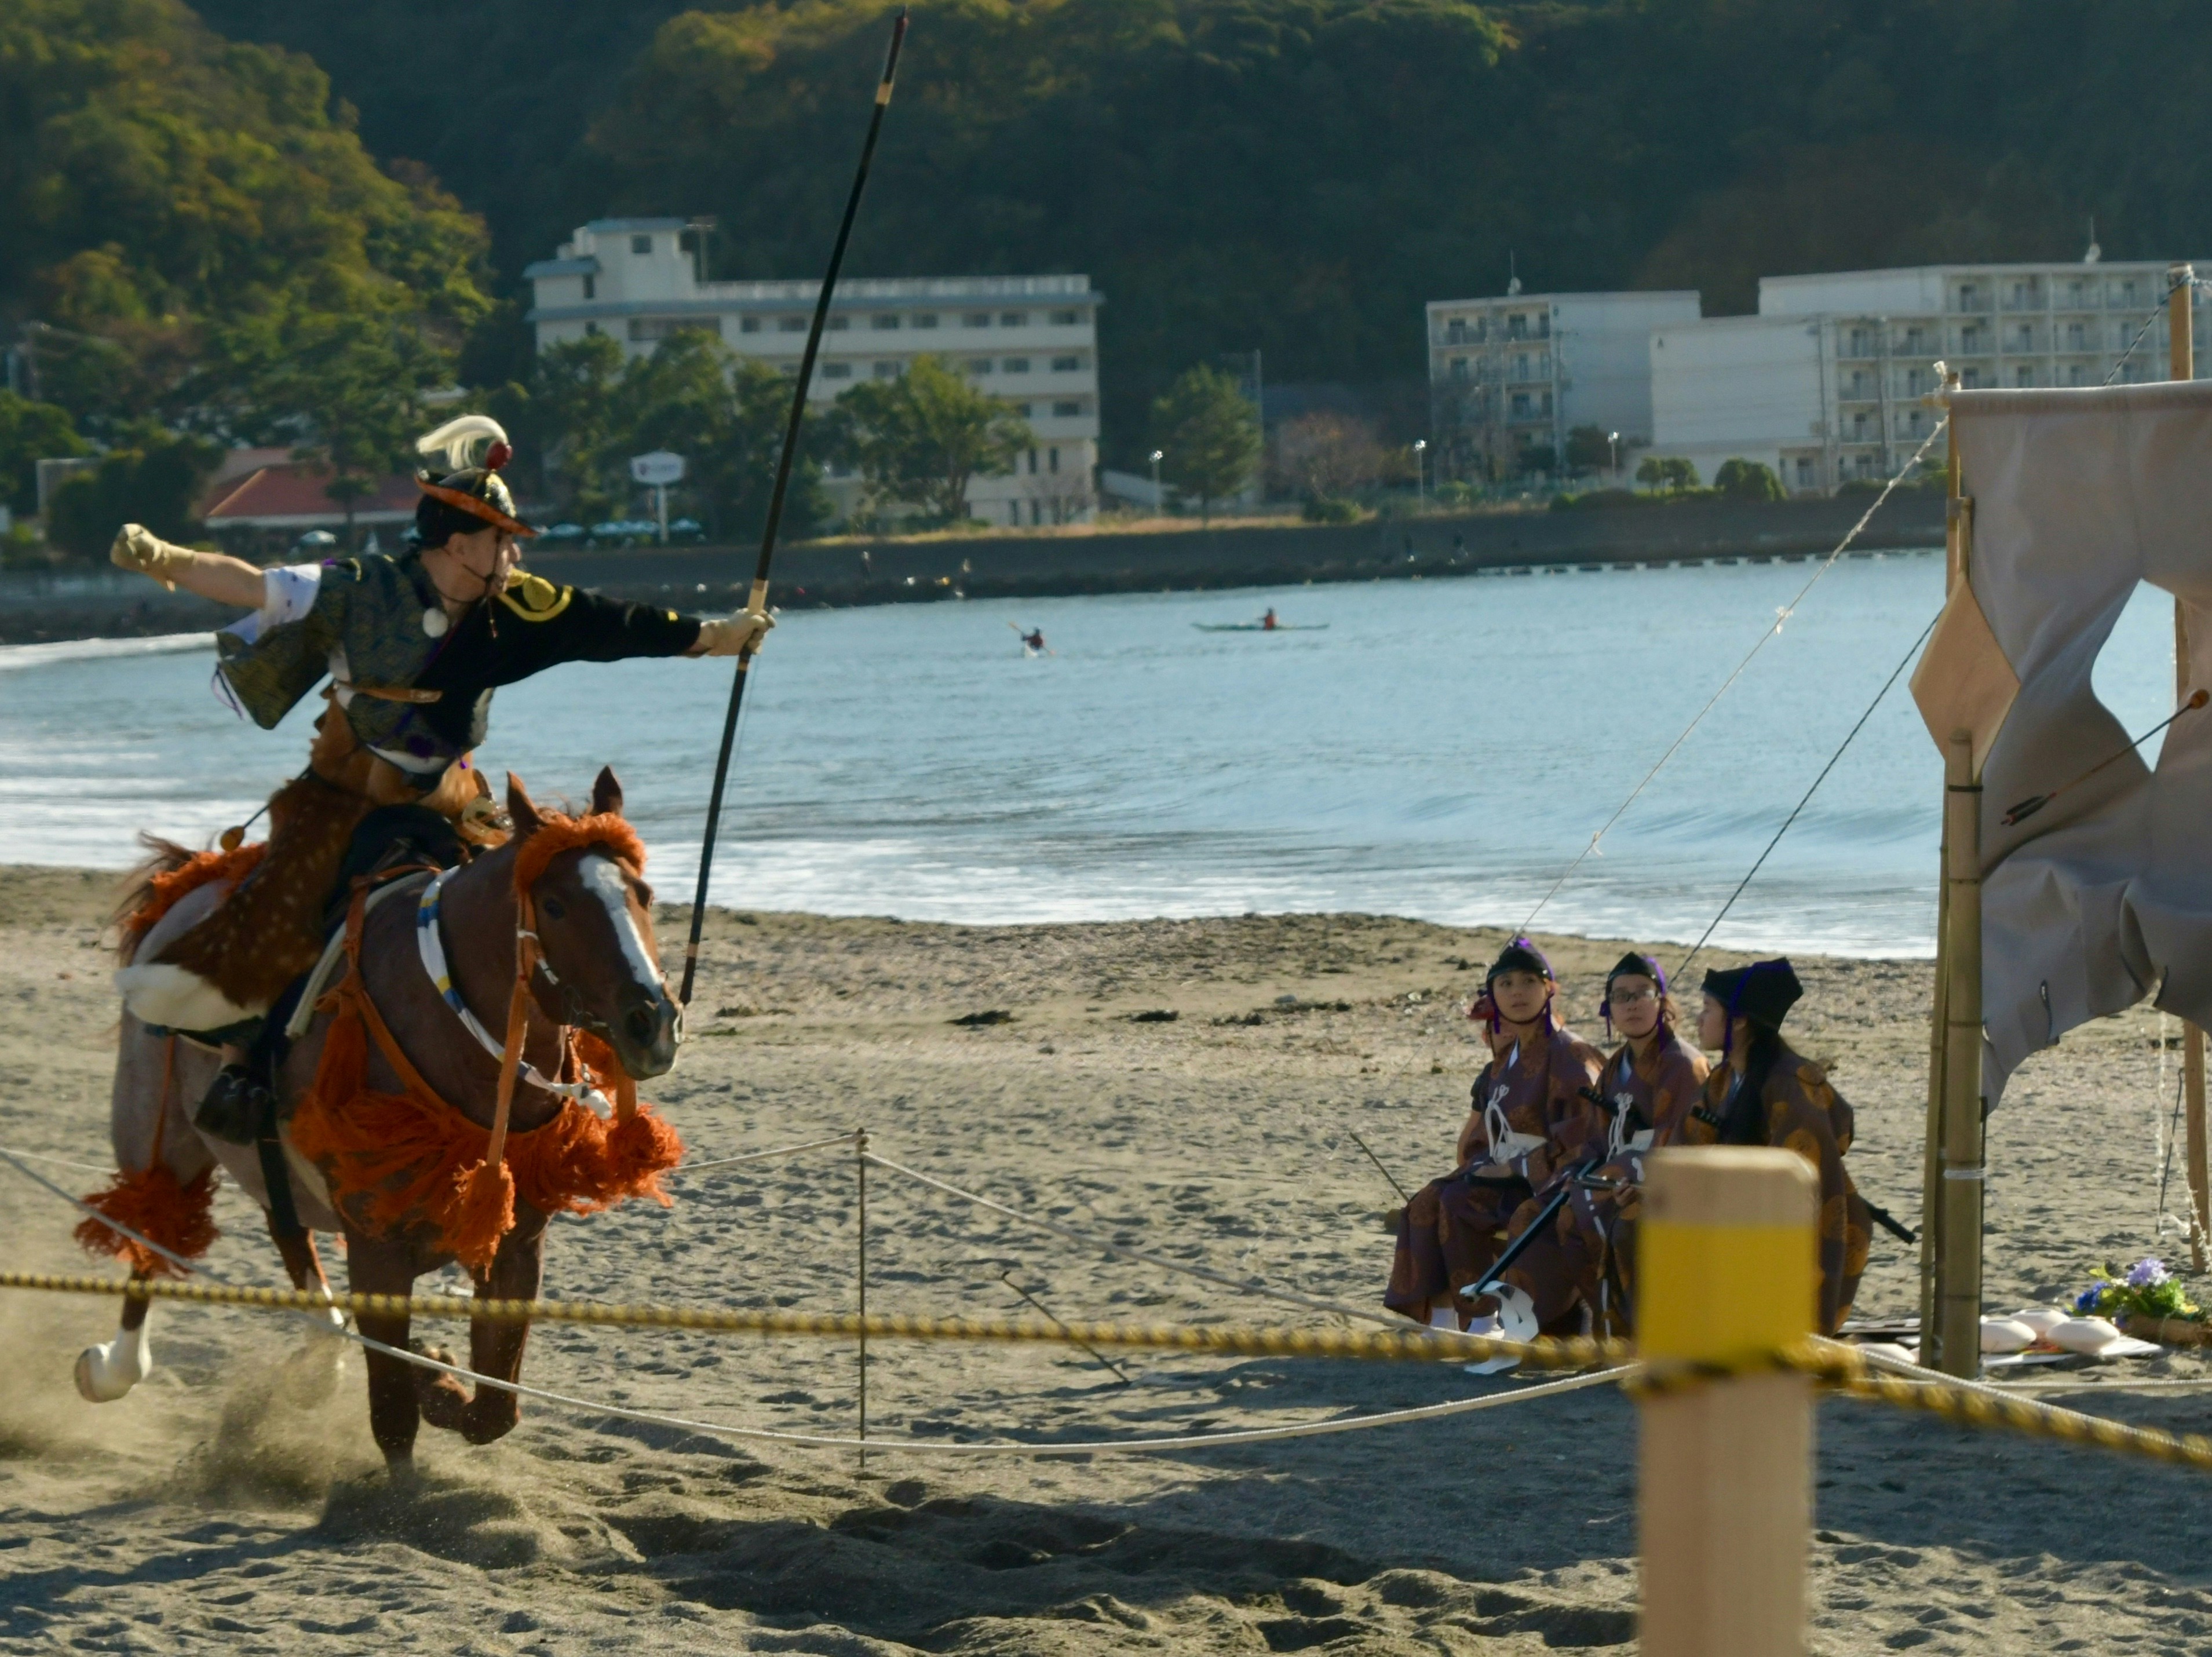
[415,414,511,475]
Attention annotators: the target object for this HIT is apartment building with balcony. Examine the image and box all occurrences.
[1425,289,1700,480]
[1647,260,2209,495]
[525,219,1104,525]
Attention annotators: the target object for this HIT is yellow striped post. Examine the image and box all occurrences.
[1638,1147,1819,1656]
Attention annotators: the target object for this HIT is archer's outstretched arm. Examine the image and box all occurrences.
[109,524,267,609]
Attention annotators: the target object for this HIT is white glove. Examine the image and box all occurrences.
[693,609,775,657]
[109,524,195,591]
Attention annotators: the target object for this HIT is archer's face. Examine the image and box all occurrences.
[1696,994,1728,1050]
[1609,975,1662,1041]
[1490,969,1550,1026]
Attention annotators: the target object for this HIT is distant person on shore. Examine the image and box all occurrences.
[1465,952,1708,1337]
[1383,938,1603,1347]
[1683,959,1874,1333]
[105,414,772,1141]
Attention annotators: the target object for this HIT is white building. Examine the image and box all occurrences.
[1648,260,2211,495]
[524,218,1104,526]
[1425,289,1701,480]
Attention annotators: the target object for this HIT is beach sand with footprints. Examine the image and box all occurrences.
[3,862,2212,1652]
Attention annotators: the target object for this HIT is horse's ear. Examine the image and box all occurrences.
[506,772,543,838]
[589,765,623,819]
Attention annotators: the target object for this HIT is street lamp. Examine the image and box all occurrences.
[1412,438,1428,508]
[1149,448,1165,513]
[1607,430,1620,481]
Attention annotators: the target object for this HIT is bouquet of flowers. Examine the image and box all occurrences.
[2074,1257,2200,1324]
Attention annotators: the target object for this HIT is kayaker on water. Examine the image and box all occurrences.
[1261,607,1277,631]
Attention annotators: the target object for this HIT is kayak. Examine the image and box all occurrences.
[1192,623,1330,632]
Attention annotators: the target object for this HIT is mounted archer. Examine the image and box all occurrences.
[106,415,772,1135]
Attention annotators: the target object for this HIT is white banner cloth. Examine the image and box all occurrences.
[1939,379,2212,1103]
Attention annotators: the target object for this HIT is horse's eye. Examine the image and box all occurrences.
[542,897,565,921]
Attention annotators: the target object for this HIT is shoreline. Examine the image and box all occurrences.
[0,495,1944,644]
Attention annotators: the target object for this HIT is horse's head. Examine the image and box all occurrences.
[507,768,681,1079]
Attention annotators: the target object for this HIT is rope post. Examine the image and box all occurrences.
[1934,729,1986,1376]
[856,1127,868,1469]
[1637,1147,1817,1656]
[2168,262,2210,1273]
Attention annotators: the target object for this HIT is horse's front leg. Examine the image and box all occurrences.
[346,1228,429,1473]
[461,1207,547,1445]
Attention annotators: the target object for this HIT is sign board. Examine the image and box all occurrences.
[629,450,686,486]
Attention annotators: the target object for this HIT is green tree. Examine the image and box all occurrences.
[1636,455,1699,495]
[1713,458,1786,502]
[607,330,831,542]
[0,392,86,519]
[830,355,1031,525]
[45,428,220,559]
[1150,366,1260,524]
[493,332,629,521]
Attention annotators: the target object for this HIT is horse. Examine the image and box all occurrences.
[77,767,684,1473]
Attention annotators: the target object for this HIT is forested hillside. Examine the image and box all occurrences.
[12,0,2212,483]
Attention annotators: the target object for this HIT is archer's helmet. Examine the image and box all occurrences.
[413,415,536,546]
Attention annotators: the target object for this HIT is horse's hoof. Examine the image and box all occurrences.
[74,1326,152,1403]
[410,1344,471,1432]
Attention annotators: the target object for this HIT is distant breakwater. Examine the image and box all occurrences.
[0,494,1945,643]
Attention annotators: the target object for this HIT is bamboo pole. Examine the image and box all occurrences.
[1920,378,1962,1345]
[2167,263,2209,1272]
[857,1126,870,1468]
[1638,1147,1817,1656]
[1935,729,1985,1377]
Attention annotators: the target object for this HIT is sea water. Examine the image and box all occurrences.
[0,552,2179,957]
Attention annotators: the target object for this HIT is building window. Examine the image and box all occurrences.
[1447,319,1468,343]
[1050,308,1080,325]
[1027,448,1038,475]
[1048,446,1060,473]
[914,313,939,329]
[1851,411,1868,440]
[582,275,596,301]
[1051,355,1081,372]
[1961,367,1981,389]
[1961,326,1983,353]
[826,316,850,331]
[1958,283,1978,310]
[2014,324,2032,350]
[1510,392,1531,418]
[739,315,760,333]
[2067,322,2086,349]
[780,316,808,333]
[1848,327,1869,355]
[1796,458,1814,487]
[2016,364,2034,386]
[2069,364,2087,385]
[1031,500,1043,525]
[873,361,899,379]
[965,312,991,327]
[822,362,852,379]
[1001,311,1028,327]
[1013,403,1034,418]
[872,313,900,330]
[1450,356,1469,381]
[1007,502,1020,525]
[585,321,598,335]
[630,234,653,255]
[968,359,992,375]
[1002,357,1030,373]
[1052,400,1079,417]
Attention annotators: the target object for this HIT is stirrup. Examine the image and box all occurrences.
[193,1063,268,1146]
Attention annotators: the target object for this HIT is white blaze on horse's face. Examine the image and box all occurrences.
[580,853,665,998]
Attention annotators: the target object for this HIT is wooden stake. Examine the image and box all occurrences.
[1638,1147,1817,1657]
[1934,730,1986,1376]
[2167,263,2209,1273]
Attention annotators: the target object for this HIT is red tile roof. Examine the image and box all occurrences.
[203,463,421,527]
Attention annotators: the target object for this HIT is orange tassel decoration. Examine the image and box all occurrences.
[75,1166,219,1278]
[447,1158,517,1277]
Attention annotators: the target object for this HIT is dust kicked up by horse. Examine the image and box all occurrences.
[76,767,690,1472]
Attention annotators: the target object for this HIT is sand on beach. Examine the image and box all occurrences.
[2,863,2211,1655]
